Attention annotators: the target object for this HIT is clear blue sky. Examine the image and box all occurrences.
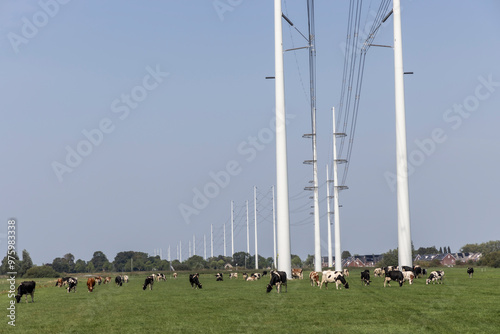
[1,0,499,265]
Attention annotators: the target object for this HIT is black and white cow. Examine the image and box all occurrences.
[360,270,371,286]
[413,265,422,278]
[189,273,202,289]
[143,276,154,290]
[320,270,349,290]
[115,276,123,286]
[215,273,223,281]
[467,267,474,278]
[15,281,36,303]
[384,270,404,287]
[67,277,78,293]
[426,270,445,284]
[401,266,413,272]
[266,270,287,293]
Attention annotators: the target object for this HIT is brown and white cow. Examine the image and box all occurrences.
[173,273,178,279]
[402,271,415,285]
[229,273,238,279]
[291,268,303,280]
[343,268,350,277]
[87,277,96,292]
[95,276,102,285]
[309,271,320,287]
[103,277,111,284]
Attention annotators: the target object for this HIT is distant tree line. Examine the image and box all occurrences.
[0,250,278,277]
[3,240,500,277]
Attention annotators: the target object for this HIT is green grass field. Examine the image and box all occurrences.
[1,267,499,333]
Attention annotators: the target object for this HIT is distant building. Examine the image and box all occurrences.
[414,252,482,266]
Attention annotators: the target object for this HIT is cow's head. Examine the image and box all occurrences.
[344,282,350,289]
[15,294,22,303]
[266,284,273,293]
[398,280,404,287]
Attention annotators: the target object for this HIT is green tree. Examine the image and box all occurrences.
[461,240,500,254]
[377,249,398,267]
[24,265,60,278]
[90,251,109,272]
[415,246,438,255]
[20,249,33,277]
[185,255,207,270]
[74,259,87,273]
[86,262,95,273]
[64,253,75,272]
[304,254,314,268]
[479,251,500,268]
[439,247,443,254]
[232,252,250,268]
[342,250,352,259]
[291,254,302,268]
[52,257,69,273]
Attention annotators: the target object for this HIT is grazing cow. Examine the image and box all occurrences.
[343,268,350,277]
[229,273,238,279]
[384,270,404,287]
[361,270,371,286]
[309,271,320,287]
[467,267,474,278]
[143,276,154,290]
[266,270,287,293]
[56,277,71,287]
[87,277,96,292]
[291,268,303,280]
[402,271,415,285]
[15,281,36,303]
[67,277,78,293]
[189,273,202,289]
[242,273,248,280]
[426,271,445,284]
[413,266,422,278]
[123,275,129,283]
[320,271,349,290]
[156,273,166,281]
[215,273,223,281]
[373,268,383,277]
[103,277,111,284]
[115,276,123,286]
[173,273,178,279]
[95,276,102,285]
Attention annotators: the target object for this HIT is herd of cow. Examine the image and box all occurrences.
[12,266,476,302]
